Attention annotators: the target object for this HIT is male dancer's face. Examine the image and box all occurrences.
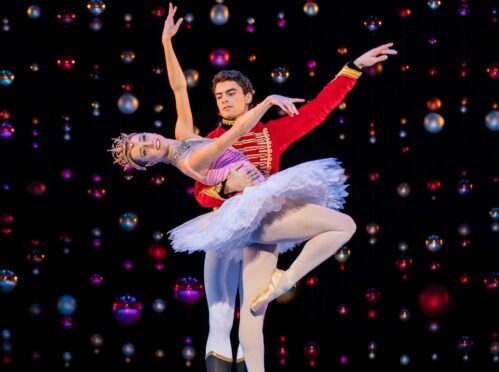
[214,81,253,120]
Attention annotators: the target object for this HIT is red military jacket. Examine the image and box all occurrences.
[194,64,362,209]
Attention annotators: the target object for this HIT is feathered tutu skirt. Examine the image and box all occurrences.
[168,158,349,261]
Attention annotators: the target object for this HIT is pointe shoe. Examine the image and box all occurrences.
[250,268,288,315]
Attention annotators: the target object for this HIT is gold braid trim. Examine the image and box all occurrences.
[262,128,272,176]
[337,65,362,79]
[206,351,233,362]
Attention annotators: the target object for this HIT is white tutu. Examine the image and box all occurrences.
[168,158,349,261]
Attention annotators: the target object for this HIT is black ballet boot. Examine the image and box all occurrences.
[205,354,232,372]
[236,359,248,372]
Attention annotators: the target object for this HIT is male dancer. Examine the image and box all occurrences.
[195,43,397,371]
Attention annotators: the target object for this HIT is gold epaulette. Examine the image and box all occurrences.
[337,65,362,79]
[203,184,226,201]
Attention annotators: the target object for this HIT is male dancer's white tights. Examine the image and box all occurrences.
[204,245,278,368]
[204,250,244,362]
[238,244,279,372]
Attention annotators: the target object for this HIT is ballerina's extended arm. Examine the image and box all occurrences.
[162,3,201,141]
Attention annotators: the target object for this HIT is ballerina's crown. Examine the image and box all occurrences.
[108,133,146,171]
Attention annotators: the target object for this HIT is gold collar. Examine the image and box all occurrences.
[221,118,236,127]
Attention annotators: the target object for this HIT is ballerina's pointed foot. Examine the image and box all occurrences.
[250,268,289,315]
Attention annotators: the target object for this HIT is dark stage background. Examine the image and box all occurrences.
[1,0,498,370]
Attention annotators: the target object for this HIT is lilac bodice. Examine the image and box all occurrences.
[205,147,265,185]
[170,138,265,185]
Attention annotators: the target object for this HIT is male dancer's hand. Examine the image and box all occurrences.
[224,163,261,194]
[353,42,398,69]
[162,3,183,43]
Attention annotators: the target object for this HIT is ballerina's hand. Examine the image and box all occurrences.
[268,95,305,117]
[162,2,183,42]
